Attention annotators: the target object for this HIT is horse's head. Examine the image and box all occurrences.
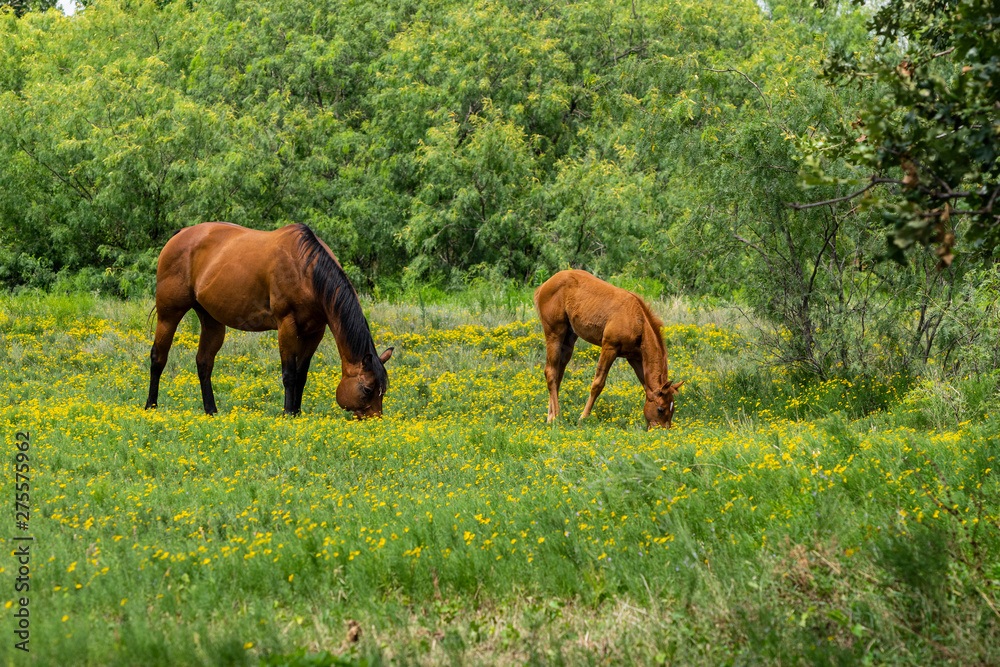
[643,380,685,430]
[337,347,393,419]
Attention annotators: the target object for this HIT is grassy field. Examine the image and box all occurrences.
[1,291,998,665]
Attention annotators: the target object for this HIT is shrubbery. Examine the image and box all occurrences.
[1,0,997,385]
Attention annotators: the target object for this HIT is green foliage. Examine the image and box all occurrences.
[803,0,1000,263]
[0,0,58,19]
[938,262,1000,376]
[1,0,996,387]
[0,0,405,284]
[877,523,950,602]
[405,103,542,285]
[0,0,870,289]
[541,153,656,276]
[262,648,372,667]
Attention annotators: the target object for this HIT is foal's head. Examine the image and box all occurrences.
[643,380,685,430]
[337,347,394,419]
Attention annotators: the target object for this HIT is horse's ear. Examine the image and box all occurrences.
[379,347,394,364]
[659,380,684,396]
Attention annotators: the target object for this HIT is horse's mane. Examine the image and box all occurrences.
[633,293,666,353]
[295,224,388,394]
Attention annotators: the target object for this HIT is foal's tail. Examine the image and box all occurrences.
[533,272,559,320]
[145,305,157,334]
[533,274,552,318]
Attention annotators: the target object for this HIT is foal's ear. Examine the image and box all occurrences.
[379,347,394,364]
[659,380,684,396]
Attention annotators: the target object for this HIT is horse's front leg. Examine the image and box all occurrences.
[626,356,645,387]
[289,332,324,414]
[277,319,325,415]
[580,345,618,421]
[277,318,302,415]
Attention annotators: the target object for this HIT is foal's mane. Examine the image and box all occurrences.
[295,224,388,393]
[633,293,666,354]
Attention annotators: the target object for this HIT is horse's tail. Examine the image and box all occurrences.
[145,305,157,334]
[533,275,550,318]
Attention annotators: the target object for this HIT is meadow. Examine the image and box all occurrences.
[1,290,998,665]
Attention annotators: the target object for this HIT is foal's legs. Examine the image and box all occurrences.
[580,344,618,421]
[543,327,577,423]
[145,306,187,409]
[194,306,227,415]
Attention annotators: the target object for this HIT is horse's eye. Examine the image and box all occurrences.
[657,406,664,414]
[361,385,374,398]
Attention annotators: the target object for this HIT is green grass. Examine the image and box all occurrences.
[0,291,998,665]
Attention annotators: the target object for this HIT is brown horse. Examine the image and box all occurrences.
[144,222,393,417]
[534,269,683,429]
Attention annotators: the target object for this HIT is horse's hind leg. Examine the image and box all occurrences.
[145,306,186,409]
[543,328,577,423]
[194,307,227,415]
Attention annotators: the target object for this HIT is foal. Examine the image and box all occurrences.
[534,270,683,428]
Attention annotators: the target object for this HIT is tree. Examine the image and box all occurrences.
[0,0,58,19]
[796,0,1000,265]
